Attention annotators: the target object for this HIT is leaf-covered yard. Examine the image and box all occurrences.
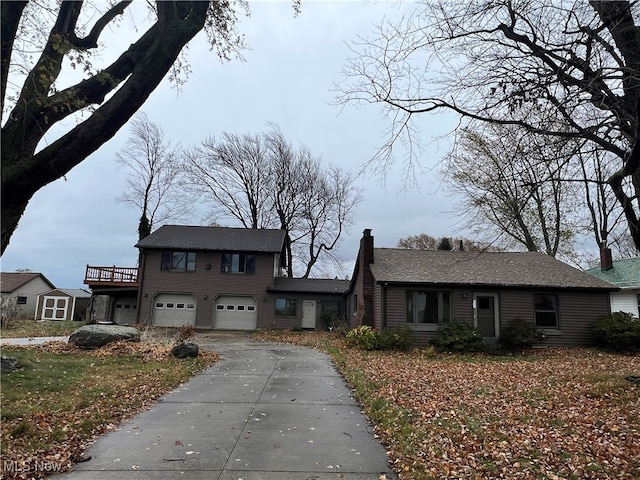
[1,341,219,479]
[255,331,640,479]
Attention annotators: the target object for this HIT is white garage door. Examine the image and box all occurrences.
[213,296,257,330]
[153,294,197,327]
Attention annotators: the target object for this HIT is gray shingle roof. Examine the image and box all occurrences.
[369,249,617,290]
[135,225,286,253]
[586,257,640,289]
[269,277,350,294]
[1,273,55,293]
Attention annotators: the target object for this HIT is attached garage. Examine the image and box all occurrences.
[152,294,197,327]
[213,295,257,330]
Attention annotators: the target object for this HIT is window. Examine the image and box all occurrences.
[221,253,255,274]
[155,302,164,309]
[406,291,451,324]
[237,305,246,311]
[16,296,27,305]
[166,302,175,309]
[535,294,558,328]
[226,305,235,311]
[176,303,185,309]
[247,305,256,312]
[161,251,196,271]
[216,304,225,311]
[275,298,297,316]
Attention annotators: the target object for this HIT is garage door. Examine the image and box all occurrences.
[153,294,197,327]
[213,296,257,330]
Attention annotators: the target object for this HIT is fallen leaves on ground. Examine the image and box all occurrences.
[253,331,640,479]
[1,340,219,479]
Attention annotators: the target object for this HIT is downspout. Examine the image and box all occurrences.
[381,282,387,330]
[135,250,146,324]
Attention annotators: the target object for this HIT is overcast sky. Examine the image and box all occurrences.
[1,1,463,288]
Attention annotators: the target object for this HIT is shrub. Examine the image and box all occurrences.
[175,324,196,344]
[498,317,544,351]
[430,321,485,353]
[378,326,414,351]
[592,312,640,352]
[345,325,379,350]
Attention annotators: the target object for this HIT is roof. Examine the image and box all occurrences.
[268,277,350,294]
[586,257,640,289]
[40,288,92,298]
[1,272,55,293]
[135,225,287,253]
[369,249,617,290]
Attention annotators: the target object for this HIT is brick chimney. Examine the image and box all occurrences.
[356,229,375,328]
[600,247,613,271]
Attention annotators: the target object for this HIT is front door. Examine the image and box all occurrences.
[474,293,499,338]
[301,300,317,329]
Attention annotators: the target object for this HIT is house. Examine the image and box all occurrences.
[126,225,349,330]
[1,272,55,319]
[586,251,640,318]
[347,229,618,347]
[35,288,91,322]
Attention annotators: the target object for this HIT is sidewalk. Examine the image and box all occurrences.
[51,336,398,479]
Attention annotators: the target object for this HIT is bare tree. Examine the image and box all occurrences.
[185,132,274,229]
[185,125,362,278]
[397,233,500,252]
[444,123,581,258]
[115,113,190,240]
[1,0,254,254]
[338,0,640,249]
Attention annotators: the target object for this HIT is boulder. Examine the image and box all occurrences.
[1,356,21,372]
[69,324,141,349]
[171,342,199,359]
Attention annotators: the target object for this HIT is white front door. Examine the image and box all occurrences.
[42,296,69,321]
[473,293,499,338]
[301,300,317,329]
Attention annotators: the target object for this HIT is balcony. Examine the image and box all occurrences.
[84,265,139,288]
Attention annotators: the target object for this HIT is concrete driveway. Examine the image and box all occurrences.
[51,334,398,479]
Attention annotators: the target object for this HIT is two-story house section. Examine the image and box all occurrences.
[135,225,290,330]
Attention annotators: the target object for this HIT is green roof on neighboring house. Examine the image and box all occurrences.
[586,257,640,289]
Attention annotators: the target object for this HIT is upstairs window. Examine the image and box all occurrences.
[534,294,558,328]
[221,253,255,274]
[161,251,196,272]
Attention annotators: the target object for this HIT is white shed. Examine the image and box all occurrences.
[36,289,91,322]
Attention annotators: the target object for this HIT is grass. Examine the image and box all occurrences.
[253,330,640,480]
[1,340,219,477]
[0,318,88,338]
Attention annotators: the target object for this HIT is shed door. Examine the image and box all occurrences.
[213,296,257,330]
[42,296,69,321]
[153,294,197,327]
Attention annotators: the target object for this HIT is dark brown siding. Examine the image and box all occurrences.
[138,249,277,328]
[500,289,610,347]
[378,284,609,348]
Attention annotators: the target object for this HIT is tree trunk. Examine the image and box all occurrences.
[1,1,210,255]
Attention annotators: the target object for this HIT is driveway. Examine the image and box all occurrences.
[51,334,398,479]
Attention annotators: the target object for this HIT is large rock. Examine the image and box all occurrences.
[69,324,141,349]
[171,342,199,359]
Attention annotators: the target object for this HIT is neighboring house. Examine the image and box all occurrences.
[586,252,640,318]
[130,225,349,330]
[35,288,91,322]
[347,229,618,347]
[1,272,55,319]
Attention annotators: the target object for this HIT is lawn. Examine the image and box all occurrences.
[254,330,640,480]
[1,340,219,479]
[0,318,88,338]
